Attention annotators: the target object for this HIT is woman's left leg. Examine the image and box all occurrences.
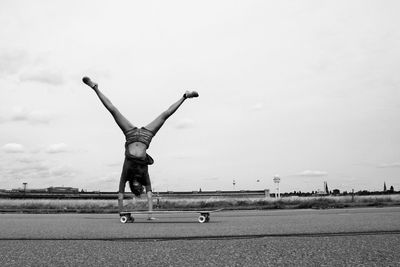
[145,91,199,134]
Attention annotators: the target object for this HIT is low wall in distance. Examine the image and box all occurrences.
[0,190,271,200]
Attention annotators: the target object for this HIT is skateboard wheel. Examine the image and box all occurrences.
[120,215,128,224]
[198,215,206,223]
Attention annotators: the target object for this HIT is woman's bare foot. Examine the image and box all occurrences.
[82,76,98,89]
[184,90,199,98]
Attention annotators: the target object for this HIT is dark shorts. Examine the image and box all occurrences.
[118,154,153,194]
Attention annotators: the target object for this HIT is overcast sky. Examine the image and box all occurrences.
[1,0,399,193]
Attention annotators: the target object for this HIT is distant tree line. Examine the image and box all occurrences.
[276,186,397,197]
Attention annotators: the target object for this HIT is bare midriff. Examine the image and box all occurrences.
[127,142,147,158]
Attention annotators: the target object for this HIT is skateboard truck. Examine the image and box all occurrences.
[120,213,134,224]
[198,213,210,223]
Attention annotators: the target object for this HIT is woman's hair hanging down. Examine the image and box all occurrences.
[129,180,144,197]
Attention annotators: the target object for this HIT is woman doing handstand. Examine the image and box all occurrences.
[82,77,198,219]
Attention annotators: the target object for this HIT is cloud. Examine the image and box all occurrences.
[50,166,76,178]
[2,143,25,153]
[9,107,53,124]
[0,160,76,182]
[0,50,28,76]
[378,162,400,168]
[250,103,264,111]
[173,118,195,129]
[83,173,118,190]
[204,177,220,181]
[0,50,64,85]
[295,170,328,177]
[98,172,119,183]
[100,177,117,183]
[45,143,68,154]
[15,157,40,164]
[107,162,121,167]
[171,152,192,159]
[19,69,64,85]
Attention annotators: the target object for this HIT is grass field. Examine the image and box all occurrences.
[0,194,399,213]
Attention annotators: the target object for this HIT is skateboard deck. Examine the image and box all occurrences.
[119,208,223,224]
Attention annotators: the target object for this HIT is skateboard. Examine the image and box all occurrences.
[119,208,223,224]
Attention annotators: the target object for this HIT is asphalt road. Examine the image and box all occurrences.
[0,207,399,266]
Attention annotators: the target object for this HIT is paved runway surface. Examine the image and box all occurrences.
[1,207,399,266]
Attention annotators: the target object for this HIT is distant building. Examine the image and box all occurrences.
[264,189,270,198]
[28,188,48,193]
[47,187,79,194]
[314,189,328,196]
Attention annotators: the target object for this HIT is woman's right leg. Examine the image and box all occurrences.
[83,77,135,133]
